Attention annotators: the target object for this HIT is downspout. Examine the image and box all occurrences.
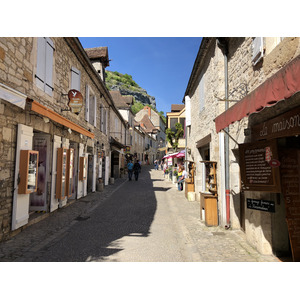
[217,38,230,229]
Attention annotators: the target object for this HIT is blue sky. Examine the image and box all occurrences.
[79,37,202,115]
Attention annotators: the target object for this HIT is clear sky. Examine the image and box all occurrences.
[78,37,202,115]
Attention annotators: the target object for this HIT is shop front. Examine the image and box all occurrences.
[240,102,300,261]
[11,99,95,231]
[215,55,300,261]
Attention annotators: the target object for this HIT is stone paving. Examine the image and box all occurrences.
[0,165,279,262]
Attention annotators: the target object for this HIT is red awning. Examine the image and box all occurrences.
[215,55,300,133]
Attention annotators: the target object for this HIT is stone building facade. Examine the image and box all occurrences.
[184,37,300,260]
[0,37,120,242]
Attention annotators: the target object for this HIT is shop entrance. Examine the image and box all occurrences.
[87,154,93,193]
[277,136,300,261]
[29,132,51,212]
[69,141,78,200]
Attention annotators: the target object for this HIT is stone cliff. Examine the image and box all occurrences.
[105,71,156,108]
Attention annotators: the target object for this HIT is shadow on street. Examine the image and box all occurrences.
[33,165,158,261]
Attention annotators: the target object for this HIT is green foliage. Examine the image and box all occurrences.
[131,99,145,115]
[105,70,166,123]
[105,70,141,91]
[166,123,184,152]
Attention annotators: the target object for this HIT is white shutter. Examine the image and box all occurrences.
[50,135,61,212]
[71,67,81,91]
[85,85,89,122]
[252,37,264,66]
[94,95,97,127]
[100,104,104,132]
[45,38,54,96]
[185,95,191,126]
[92,154,96,192]
[36,37,46,90]
[105,109,108,134]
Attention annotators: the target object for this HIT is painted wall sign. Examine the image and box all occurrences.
[68,89,83,115]
[239,139,281,192]
[247,198,275,213]
[252,105,300,141]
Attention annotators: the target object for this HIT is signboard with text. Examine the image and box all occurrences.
[68,89,83,115]
[252,105,300,141]
[239,139,281,192]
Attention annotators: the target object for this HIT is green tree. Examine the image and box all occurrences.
[166,123,184,152]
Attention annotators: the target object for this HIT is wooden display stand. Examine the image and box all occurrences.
[18,150,39,194]
[204,195,218,226]
[185,161,195,198]
[200,161,218,226]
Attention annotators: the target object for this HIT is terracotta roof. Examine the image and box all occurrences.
[110,90,133,109]
[84,47,110,67]
[171,104,185,112]
[139,114,157,133]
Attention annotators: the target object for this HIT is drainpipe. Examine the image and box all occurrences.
[217,38,230,229]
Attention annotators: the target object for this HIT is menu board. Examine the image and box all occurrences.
[280,149,300,261]
[239,139,281,192]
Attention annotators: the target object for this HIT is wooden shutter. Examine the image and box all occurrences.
[36,37,46,90]
[45,38,54,95]
[85,85,89,122]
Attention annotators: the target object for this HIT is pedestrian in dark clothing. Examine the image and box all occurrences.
[133,160,141,181]
[127,160,134,181]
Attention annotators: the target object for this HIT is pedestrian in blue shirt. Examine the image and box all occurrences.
[127,160,134,181]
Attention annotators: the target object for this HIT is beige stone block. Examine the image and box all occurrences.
[15,49,23,62]
[3,127,12,141]
[8,74,22,86]
[0,47,5,60]
[23,69,33,82]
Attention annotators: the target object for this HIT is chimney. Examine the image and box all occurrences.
[144,106,151,117]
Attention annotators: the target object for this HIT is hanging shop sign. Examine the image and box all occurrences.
[247,198,275,213]
[125,146,131,153]
[252,105,300,141]
[68,89,83,115]
[239,139,281,192]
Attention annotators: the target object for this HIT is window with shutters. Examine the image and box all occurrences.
[71,67,81,91]
[252,37,264,66]
[36,37,54,96]
[85,85,97,127]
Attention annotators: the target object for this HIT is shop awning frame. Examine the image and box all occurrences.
[27,99,95,139]
[215,55,300,133]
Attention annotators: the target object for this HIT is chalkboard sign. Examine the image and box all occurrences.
[239,139,281,192]
[247,198,275,213]
[280,149,300,262]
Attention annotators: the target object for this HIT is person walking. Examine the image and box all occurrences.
[127,160,134,181]
[133,160,141,181]
[177,165,186,191]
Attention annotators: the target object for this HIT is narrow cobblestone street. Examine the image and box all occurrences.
[0,165,279,262]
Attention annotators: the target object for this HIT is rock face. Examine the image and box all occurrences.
[106,71,156,108]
